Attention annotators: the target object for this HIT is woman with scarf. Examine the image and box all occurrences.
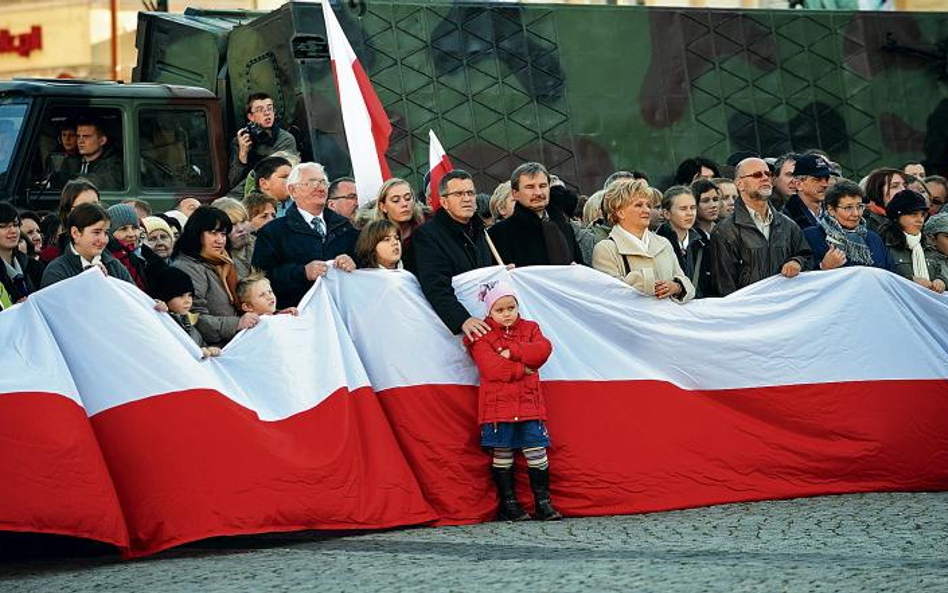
[803,180,892,272]
[105,203,168,297]
[878,189,945,293]
[172,206,260,347]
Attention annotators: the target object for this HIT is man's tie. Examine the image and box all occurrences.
[312,217,325,241]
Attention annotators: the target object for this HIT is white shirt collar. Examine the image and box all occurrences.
[70,244,102,269]
[297,206,325,228]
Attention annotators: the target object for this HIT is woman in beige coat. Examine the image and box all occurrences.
[592,178,695,303]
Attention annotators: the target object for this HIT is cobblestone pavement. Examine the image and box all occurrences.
[2,492,947,593]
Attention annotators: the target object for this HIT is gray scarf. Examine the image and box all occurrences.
[818,212,874,266]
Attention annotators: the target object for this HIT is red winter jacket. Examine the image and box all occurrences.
[464,316,553,424]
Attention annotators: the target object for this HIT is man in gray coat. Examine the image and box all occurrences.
[709,157,812,297]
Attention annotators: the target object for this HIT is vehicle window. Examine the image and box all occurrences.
[36,106,125,193]
[139,109,213,189]
[0,102,28,178]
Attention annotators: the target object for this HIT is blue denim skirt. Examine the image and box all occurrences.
[480,420,551,449]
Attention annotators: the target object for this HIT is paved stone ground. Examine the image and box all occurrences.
[2,492,947,592]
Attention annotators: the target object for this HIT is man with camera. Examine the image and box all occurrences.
[228,92,299,193]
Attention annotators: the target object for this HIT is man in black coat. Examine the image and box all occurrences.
[410,169,495,339]
[251,162,358,308]
[782,153,833,230]
[487,162,584,267]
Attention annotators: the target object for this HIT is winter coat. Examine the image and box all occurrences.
[0,250,43,302]
[56,148,124,191]
[878,226,942,283]
[708,198,812,297]
[465,316,552,425]
[782,194,820,230]
[576,221,611,266]
[173,254,241,347]
[227,127,298,191]
[803,225,892,271]
[926,249,948,285]
[251,203,358,309]
[40,249,133,288]
[864,208,888,236]
[655,222,712,298]
[488,202,584,267]
[592,225,695,303]
[410,208,494,334]
[107,238,167,297]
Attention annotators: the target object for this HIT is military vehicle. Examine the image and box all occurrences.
[3,1,947,210]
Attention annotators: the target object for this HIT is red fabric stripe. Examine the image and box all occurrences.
[428,155,454,213]
[377,379,948,522]
[89,387,435,557]
[352,58,392,179]
[0,393,128,549]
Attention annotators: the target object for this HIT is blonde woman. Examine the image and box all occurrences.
[375,177,428,263]
[211,197,254,279]
[592,178,694,303]
[488,181,515,222]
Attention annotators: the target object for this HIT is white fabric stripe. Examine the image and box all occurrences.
[0,298,82,406]
[321,0,385,205]
[328,265,948,391]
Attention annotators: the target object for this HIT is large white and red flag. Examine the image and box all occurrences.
[427,130,454,212]
[321,0,392,204]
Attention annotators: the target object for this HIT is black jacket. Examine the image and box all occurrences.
[782,194,820,230]
[655,223,712,298]
[487,202,584,267]
[251,203,358,308]
[709,198,813,297]
[410,208,494,334]
[58,148,124,191]
[0,250,43,303]
[40,249,134,289]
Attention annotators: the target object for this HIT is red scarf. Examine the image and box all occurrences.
[111,243,147,292]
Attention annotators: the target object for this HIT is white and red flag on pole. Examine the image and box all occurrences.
[321,0,392,205]
[427,129,454,212]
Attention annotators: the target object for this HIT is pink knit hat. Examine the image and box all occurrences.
[477,281,517,315]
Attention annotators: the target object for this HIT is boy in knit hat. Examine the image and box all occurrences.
[464,280,561,522]
[155,266,220,358]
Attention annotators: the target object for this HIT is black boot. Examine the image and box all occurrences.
[528,467,563,521]
[491,467,530,521]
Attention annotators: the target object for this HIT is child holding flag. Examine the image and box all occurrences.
[465,281,562,521]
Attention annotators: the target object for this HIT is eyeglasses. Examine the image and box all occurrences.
[443,190,476,198]
[740,171,772,180]
[0,221,21,231]
[299,178,329,189]
[250,105,275,115]
[329,193,358,201]
[834,204,866,214]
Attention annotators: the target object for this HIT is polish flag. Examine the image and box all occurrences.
[325,266,948,523]
[321,0,392,205]
[427,130,454,212]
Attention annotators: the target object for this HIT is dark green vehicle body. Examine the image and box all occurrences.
[4,1,947,209]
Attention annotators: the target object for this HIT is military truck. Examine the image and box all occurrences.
[3,0,947,211]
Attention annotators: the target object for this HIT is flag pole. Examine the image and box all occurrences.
[484,231,505,267]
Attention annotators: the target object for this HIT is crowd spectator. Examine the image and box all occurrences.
[488,163,583,267]
[122,198,152,220]
[879,190,945,293]
[327,177,359,221]
[783,153,833,230]
[770,153,798,211]
[212,197,255,279]
[924,175,947,216]
[924,212,948,283]
[903,162,925,179]
[236,271,297,317]
[142,215,175,262]
[229,92,299,191]
[19,211,43,258]
[243,191,279,232]
[673,157,719,186]
[803,180,891,272]
[42,178,100,263]
[375,177,426,266]
[172,206,258,346]
[691,179,720,241]
[863,168,906,234]
[57,118,123,191]
[153,266,220,358]
[41,203,133,288]
[0,202,43,307]
[253,155,294,218]
[251,162,358,309]
[412,169,494,338]
[657,186,711,297]
[173,197,201,219]
[355,219,403,270]
[713,177,738,220]
[592,178,694,302]
[106,203,157,295]
[489,181,515,222]
[709,158,811,297]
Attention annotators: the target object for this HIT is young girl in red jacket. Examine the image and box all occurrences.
[465,281,562,521]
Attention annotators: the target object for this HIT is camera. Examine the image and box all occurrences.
[245,121,271,145]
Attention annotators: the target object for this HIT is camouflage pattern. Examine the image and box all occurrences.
[140,1,948,194]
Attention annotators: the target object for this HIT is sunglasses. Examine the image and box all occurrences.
[740,171,772,180]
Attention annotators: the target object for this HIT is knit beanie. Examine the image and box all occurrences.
[923,211,948,237]
[155,266,195,303]
[885,190,927,220]
[477,280,517,316]
[107,204,140,234]
[142,215,173,237]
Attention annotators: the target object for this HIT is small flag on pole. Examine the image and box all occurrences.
[427,130,454,212]
[321,1,392,205]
